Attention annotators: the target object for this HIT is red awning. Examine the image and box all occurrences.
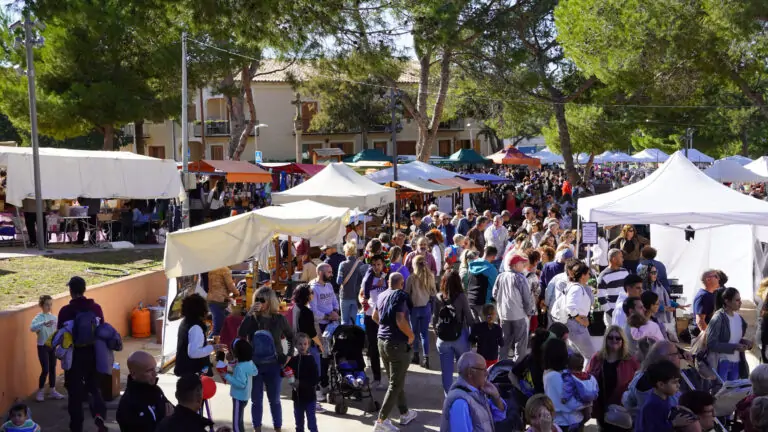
[259,163,325,176]
[488,147,542,168]
[184,160,272,183]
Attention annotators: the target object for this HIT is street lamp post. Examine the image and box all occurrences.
[291,93,303,163]
[467,123,474,151]
[685,127,695,159]
[10,12,46,250]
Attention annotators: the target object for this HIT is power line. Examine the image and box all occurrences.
[184,37,761,112]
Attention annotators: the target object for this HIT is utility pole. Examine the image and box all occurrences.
[292,93,303,163]
[18,11,45,250]
[685,127,695,159]
[390,87,399,233]
[181,31,190,228]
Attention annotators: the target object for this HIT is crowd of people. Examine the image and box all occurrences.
[15,162,768,432]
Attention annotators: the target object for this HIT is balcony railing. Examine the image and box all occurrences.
[438,119,465,130]
[193,120,258,137]
[122,123,150,138]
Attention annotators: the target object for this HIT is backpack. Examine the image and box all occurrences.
[435,295,463,341]
[72,309,100,347]
[252,330,278,365]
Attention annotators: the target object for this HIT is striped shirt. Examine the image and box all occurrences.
[596,267,629,315]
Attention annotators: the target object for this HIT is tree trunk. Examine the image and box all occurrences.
[416,126,429,161]
[740,129,749,156]
[551,102,581,184]
[102,124,114,151]
[418,51,453,162]
[584,153,595,181]
[361,128,368,151]
[133,120,144,155]
[232,61,259,161]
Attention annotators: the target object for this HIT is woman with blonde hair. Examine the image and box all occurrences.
[585,326,639,431]
[608,225,648,274]
[405,254,437,368]
[237,287,294,432]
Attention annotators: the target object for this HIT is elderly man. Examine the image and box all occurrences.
[484,216,509,269]
[518,207,536,234]
[117,351,172,431]
[597,249,630,325]
[457,208,477,236]
[372,272,417,431]
[440,352,506,432]
[693,269,719,333]
[439,213,457,247]
[423,204,439,227]
[392,230,412,254]
[467,216,489,253]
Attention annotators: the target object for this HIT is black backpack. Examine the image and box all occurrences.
[435,295,463,341]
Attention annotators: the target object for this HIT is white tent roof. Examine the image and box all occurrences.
[573,153,590,164]
[606,152,636,163]
[745,156,768,177]
[366,160,458,183]
[593,151,615,163]
[577,151,768,226]
[0,146,185,206]
[719,155,753,166]
[164,200,350,278]
[684,148,715,163]
[271,163,395,211]
[704,159,768,183]
[632,148,669,163]
[532,148,565,164]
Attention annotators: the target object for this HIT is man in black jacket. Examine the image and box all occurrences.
[116,351,172,431]
[156,375,214,432]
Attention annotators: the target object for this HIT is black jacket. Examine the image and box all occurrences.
[116,377,170,432]
[155,405,213,432]
[174,318,211,376]
[287,354,319,403]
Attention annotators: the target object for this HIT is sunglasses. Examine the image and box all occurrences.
[606,335,622,342]
[255,297,266,303]
[649,271,658,275]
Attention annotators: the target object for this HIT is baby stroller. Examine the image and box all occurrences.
[488,360,525,431]
[326,324,380,414]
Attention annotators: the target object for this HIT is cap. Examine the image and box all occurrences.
[508,254,528,267]
[556,248,574,261]
[320,245,329,251]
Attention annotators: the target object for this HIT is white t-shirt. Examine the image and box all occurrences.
[726,312,742,362]
[366,274,386,317]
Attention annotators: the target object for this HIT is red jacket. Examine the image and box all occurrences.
[586,353,640,419]
[736,394,758,432]
[220,314,244,350]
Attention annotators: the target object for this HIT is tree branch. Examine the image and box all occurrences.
[562,76,597,103]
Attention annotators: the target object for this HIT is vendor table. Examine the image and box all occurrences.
[60,216,88,243]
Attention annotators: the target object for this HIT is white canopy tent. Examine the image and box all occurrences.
[164,200,350,278]
[366,160,457,184]
[578,151,768,303]
[606,152,636,163]
[704,159,768,183]
[0,146,185,206]
[593,151,615,164]
[684,148,715,164]
[573,153,591,164]
[632,148,669,163]
[532,148,565,164]
[746,156,768,177]
[271,163,395,211]
[720,155,753,166]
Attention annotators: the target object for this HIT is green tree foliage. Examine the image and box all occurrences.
[541,106,631,157]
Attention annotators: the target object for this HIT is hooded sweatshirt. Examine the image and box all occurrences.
[57,297,104,330]
[224,360,259,401]
[467,259,499,306]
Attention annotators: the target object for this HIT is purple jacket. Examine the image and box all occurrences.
[57,297,104,329]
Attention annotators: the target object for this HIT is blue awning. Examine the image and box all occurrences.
[459,173,510,184]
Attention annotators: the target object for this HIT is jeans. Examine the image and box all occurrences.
[310,345,322,377]
[37,345,56,389]
[294,400,318,432]
[341,299,358,326]
[378,339,411,420]
[566,318,596,360]
[250,362,283,429]
[65,347,106,432]
[410,304,432,357]
[436,330,470,394]
[500,319,529,361]
[232,398,248,432]
[364,315,382,381]
[208,301,228,336]
[717,359,740,381]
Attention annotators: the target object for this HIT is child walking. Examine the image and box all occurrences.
[469,304,504,367]
[29,295,64,402]
[287,333,320,432]
[635,359,680,432]
[1,403,40,432]
[223,339,258,432]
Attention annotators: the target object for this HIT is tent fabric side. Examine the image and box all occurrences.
[392,179,458,196]
[164,200,350,278]
[431,177,486,194]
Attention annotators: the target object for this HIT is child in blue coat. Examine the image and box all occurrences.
[224,339,258,432]
[635,359,680,432]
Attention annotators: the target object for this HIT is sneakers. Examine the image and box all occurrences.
[35,390,44,402]
[372,419,399,431]
[315,404,326,413]
[94,415,107,432]
[49,389,65,400]
[399,410,417,425]
[355,377,365,388]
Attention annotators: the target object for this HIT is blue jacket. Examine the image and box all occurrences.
[224,360,258,401]
[540,261,565,292]
[457,217,475,236]
[467,260,499,305]
[325,252,346,291]
[94,322,123,374]
[439,223,456,246]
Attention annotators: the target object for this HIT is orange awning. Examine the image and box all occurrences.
[185,160,272,183]
[431,177,486,194]
[488,147,542,168]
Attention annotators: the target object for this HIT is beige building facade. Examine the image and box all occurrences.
[128,65,489,162]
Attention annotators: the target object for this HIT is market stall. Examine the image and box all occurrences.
[185,160,272,183]
[718,155,753,166]
[704,159,768,183]
[345,149,393,164]
[633,148,670,163]
[487,146,542,168]
[365,160,458,184]
[444,149,490,165]
[684,149,715,164]
[578,151,768,304]
[532,148,565,164]
[746,156,768,177]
